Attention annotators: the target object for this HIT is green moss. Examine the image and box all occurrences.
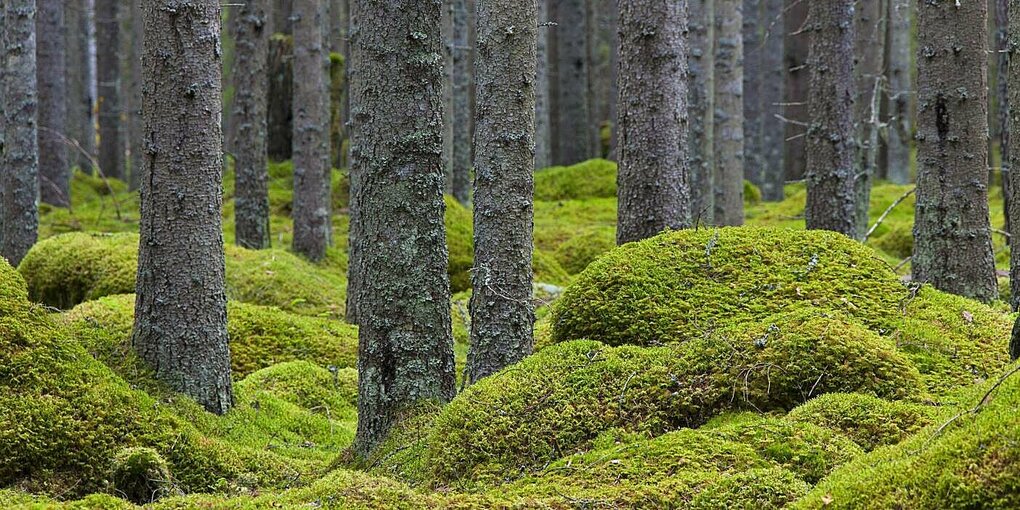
[786,393,935,451]
[553,226,616,275]
[532,250,572,287]
[743,180,762,206]
[534,197,617,253]
[444,195,475,293]
[18,233,139,309]
[534,159,617,201]
[223,245,347,318]
[690,467,810,510]
[110,447,175,504]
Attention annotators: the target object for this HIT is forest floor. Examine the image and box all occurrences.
[1,159,1018,509]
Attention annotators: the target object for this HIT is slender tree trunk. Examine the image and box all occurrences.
[760,0,784,201]
[616,0,690,243]
[853,0,886,239]
[451,0,472,204]
[291,0,332,261]
[465,0,537,384]
[133,0,233,415]
[713,0,744,226]
[913,0,996,303]
[64,2,86,171]
[266,34,293,162]
[1006,0,1020,309]
[742,0,763,194]
[2,0,40,266]
[127,0,144,190]
[349,0,456,458]
[804,0,856,237]
[96,0,121,180]
[338,0,350,167]
[547,0,561,164]
[886,0,911,185]
[272,0,293,34]
[689,0,714,225]
[534,0,551,169]
[36,0,68,206]
[231,0,270,250]
[441,0,453,192]
[606,0,619,158]
[996,0,1010,234]
[783,0,808,182]
[555,0,593,165]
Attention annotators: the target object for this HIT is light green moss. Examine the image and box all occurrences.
[532,250,572,287]
[553,226,616,275]
[444,195,475,293]
[743,180,762,206]
[534,159,617,201]
[18,233,139,309]
[534,197,617,253]
[110,447,175,504]
[690,467,810,510]
[786,393,935,451]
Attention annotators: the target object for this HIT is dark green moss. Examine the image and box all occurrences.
[786,393,935,451]
[553,227,616,275]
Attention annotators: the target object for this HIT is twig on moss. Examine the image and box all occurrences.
[919,364,1020,452]
[863,187,915,242]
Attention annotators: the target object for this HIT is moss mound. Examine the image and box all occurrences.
[553,226,616,275]
[110,447,175,504]
[421,311,922,487]
[691,467,809,510]
[534,159,617,201]
[793,364,1020,509]
[786,393,935,451]
[223,245,347,318]
[444,195,475,293]
[552,227,909,347]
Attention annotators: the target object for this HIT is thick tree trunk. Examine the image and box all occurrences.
[266,35,293,161]
[742,0,763,195]
[783,0,808,182]
[804,0,856,237]
[760,0,784,201]
[2,0,40,267]
[465,0,537,384]
[1006,0,1020,309]
[555,0,593,165]
[127,0,144,190]
[451,0,472,204]
[886,0,911,185]
[349,0,456,458]
[713,0,744,226]
[913,0,996,303]
[36,0,68,206]
[96,0,121,180]
[231,0,271,250]
[616,0,690,243]
[534,0,551,169]
[689,0,714,225]
[133,0,233,415]
[291,0,332,262]
[853,0,886,239]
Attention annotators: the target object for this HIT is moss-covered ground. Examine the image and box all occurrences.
[3,160,1017,508]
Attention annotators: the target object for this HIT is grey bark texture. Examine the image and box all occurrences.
[853,0,886,239]
[1007,0,1020,309]
[742,0,763,196]
[534,0,551,169]
[689,0,714,224]
[451,0,472,204]
[616,0,691,244]
[349,0,457,458]
[886,0,911,185]
[465,0,538,385]
[996,0,1010,235]
[759,0,783,201]
[783,0,808,182]
[272,0,292,34]
[555,0,593,165]
[291,0,332,262]
[441,0,453,191]
[266,34,293,161]
[35,0,68,206]
[912,0,996,303]
[1010,315,1020,361]
[132,0,233,415]
[64,2,93,172]
[127,0,144,190]
[804,0,856,237]
[96,0,121,180]
[231,0,271,250]
[713,0,744,226]
[2,0,40,267]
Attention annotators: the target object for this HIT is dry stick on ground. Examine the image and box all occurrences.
[862,187,916,242]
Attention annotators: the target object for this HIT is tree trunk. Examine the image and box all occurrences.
[291,0,332,262]
[127,0,144,190]
[272,0,292,34]
[804,0,856,237]
[783,0,808,182]
[465,0,537,384]
[231,0,271,250]
[886,0,911,185]
[616,0,690,243]
[689,0,714,225]
[555,0,593,165]
[1006,0,1020,309]
[760,0,784,201]
[133,0,233,415]
[913,0,996,303]
[451,0,472,204]
[996,0,1010,235]
[853,0,886,239]
[64,2,92,172]
[2,0,40,267]
[349,0,456,458]
[534,0,551,169]
[96,0,121,180]
[36,0,68,206]
[266,34,293,162]
[713,0,744,226]
[742,0,763,196]
[441,0,453,192]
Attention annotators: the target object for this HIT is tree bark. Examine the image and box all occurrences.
[689,0,714,225]
[616,0,690,243]
[759,0,784,201]
[266,34,293,162]
[2,0,40,267]
[231,0,271,250]
[291,0,332,262]
[853,0,886,239]
[272,0,292,34]
[534,0,551,169]
[96,0,121,180]
[804,0,856,237]
[996,0,1010,235]
[742,0,763,197]
[349,0,456,458]
[465,0,537,384]
[451,0,472,204]
[783,0,808,182]
[913,0,996,303]
[555,0,593,165]
[713,0,744,226]
[127,0,144,190]
[35,0,68,206]
[886,0,911,185]
[1006,0,1020,309]
[133,0,233,415]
